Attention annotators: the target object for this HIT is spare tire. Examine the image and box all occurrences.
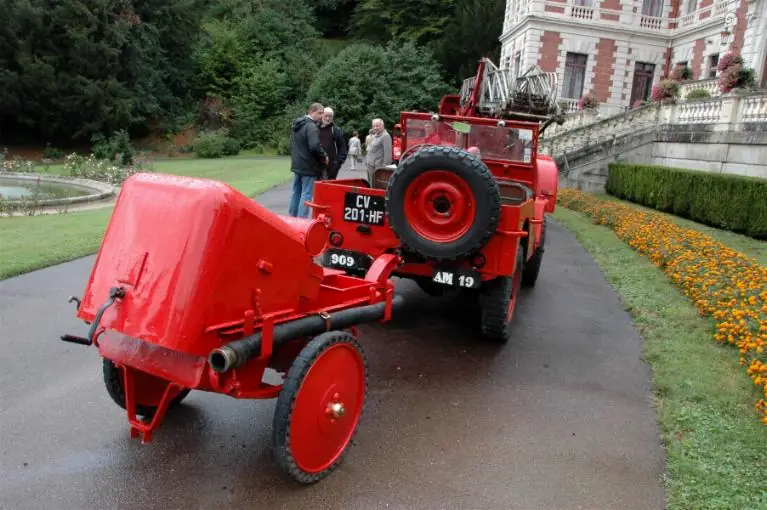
[385,146,501,261]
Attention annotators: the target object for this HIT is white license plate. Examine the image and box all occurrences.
[432,268,481,289]
[343,192,386,226]
[323,249,371,272]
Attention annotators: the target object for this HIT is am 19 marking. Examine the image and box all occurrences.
[432,270,479,288]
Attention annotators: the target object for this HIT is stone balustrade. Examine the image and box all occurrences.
[540,91,767,157]
[680,78,721,99]
[519,0,729,34]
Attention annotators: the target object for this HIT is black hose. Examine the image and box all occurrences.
[208,294,405,373]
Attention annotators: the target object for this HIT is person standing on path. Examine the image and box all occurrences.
[347,131,363,170]
[288,102,327,218]
[364,118,392,181]
[364,128,374,156]
[317,107,348,180]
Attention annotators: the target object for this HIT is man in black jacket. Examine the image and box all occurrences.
[318,107,348,180]
[288,102,328,218]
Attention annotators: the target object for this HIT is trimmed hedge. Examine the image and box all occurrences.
[606,163,767,239]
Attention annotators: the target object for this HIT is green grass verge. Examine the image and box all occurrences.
[0,157,291,280]
[596,192,767,266]
[553,207,767,510]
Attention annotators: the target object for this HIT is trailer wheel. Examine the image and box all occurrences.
[521,217,546,287]
[386,146,501,261]
[102,358,190,417]
[480,250,524,342]
[273,330,367,484]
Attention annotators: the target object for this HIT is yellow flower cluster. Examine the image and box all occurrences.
[558,189,767,424]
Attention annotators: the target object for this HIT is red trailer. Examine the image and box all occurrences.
[61,173,404,484]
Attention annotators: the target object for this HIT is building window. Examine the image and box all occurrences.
[573,0,594,5]
[562,53,587,99]
[707,54,719,79]
[642,0,663,17]
[630,62,656,106]
[514,51,522,77]
[686,0,697,14]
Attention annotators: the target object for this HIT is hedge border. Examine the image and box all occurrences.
[606,162,767,240]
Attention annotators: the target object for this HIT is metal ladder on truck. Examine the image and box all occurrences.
[458,58,563,123]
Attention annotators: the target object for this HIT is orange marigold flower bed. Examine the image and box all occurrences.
[557,189,767,424]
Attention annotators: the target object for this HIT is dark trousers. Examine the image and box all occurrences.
[325,162,340,180]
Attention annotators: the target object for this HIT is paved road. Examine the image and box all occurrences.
[0,164,666,509]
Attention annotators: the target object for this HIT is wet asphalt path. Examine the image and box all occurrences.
[0,164,666,509]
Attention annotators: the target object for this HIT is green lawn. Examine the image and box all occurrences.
[0,156,291,280]
[595,192,767,266]
[553,207,767,510]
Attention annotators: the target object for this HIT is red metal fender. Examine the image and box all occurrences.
[536,154,559,213]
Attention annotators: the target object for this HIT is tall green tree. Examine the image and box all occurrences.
[0,0,207,143]
[350,0,455,47]
[192,0,332,148]
[306,40,455,136]
[313,0,360,37]
[433,0,505,86]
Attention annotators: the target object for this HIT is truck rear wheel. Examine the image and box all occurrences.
[386,146,501,261]
[522,217,546,287]
[480,250,524,342]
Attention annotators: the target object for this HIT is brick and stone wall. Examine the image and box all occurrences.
[498,0,767,110]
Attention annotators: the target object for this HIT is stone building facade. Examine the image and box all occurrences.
[499,0,767,114]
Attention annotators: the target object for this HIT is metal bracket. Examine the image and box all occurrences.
[60,286,126,347]
[68,296,81,311]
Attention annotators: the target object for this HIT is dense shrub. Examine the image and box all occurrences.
[64,153,152,185]
[307,40,454,137]
[671,64,693,81]
[717,53,756,93]
[606,163,767,239]
[685,88,711,100]
[193,130,241,158]
[578,94,598,110]
[651,79,680,103]
[42,143,65,160]
[91,130,135,165]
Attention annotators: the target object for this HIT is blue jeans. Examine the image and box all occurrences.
[288,173,316,218]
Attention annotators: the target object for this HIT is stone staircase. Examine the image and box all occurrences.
[539,86,767,190]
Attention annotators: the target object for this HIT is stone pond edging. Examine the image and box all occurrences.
[0,171,116,208]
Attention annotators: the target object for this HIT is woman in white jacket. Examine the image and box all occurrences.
[348,131,362,170]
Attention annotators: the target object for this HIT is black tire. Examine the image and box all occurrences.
[521,217,546,287]
[273,330,368,485]
[102,358,190,417]
[385,146,501,261]
[480,250,524,342]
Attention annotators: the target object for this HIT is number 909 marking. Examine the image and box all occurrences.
[329,252,355,268]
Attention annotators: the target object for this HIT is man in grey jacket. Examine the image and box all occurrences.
[364,118,392,182]
[288,102,328,218]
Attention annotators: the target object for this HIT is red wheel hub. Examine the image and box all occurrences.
[289,343,365,474]
[403,170,476,243]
